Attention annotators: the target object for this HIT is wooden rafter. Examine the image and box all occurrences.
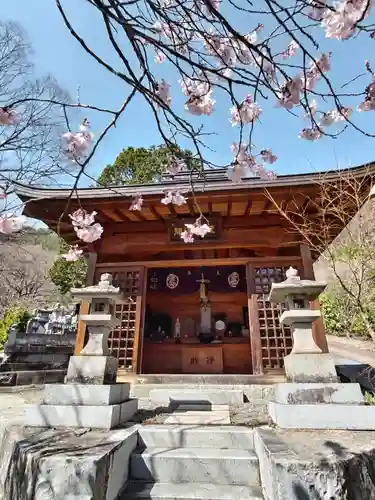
[149,205,164,221]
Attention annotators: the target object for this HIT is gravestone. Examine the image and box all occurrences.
[0,304,78,386]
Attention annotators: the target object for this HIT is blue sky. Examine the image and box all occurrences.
[3,0,375,186]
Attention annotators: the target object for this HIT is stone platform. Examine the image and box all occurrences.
[24,383,138,429]
[0,424,139,500]
[127,373,286,386]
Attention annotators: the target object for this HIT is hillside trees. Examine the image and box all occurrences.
[98,144,201,186]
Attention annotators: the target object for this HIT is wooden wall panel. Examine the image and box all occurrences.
[142,343,251,374]
[142,344,182,373]
[146,290,248,329]
[223,344,252,374]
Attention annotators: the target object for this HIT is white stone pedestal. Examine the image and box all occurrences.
[24,383,138,429]
[268,382,375,429]
[284,353,339,383]
[25,351,138,429]
[66,355,118,384]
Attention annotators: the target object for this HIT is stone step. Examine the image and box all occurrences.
[138,425,255,450]
[121,481,264,499]
[24,399,138,429]
[130,447,260,486]
[149,388,244,406]
[269,401,375,429]
[163,409,230,425]
[130,383,276,401]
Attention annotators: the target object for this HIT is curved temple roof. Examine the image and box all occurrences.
[12,162,375,202]
[12,162,375,259]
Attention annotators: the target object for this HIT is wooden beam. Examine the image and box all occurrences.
[74,252,97,355]
[130,210,148,222]
[208,202,213,215]
[227,200,232,217]
[113,208,130,221]
[300,243,328,353]
[96,255,302,270]
[246,263,263,375]
[168,204,178,217]
[187,200,196,216]
[244,201,252,216]
[149,205,164,221]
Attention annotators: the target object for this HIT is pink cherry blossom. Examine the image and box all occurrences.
[186,217,212,238]
[181,228,195,243]
[166,157,186,175]
[299,127,323,140]
[154,50,166,63]
[61,245,83,262]
[193,222,211,237]
[227,164,248,182]
[315,53,331,73]
[0,107,19,126]
[281,40,299,59]
[129,195,144,211]
[69,209,97,228]
[358,81,375,111]
[277,77,303,109]
[0,215,26,234]
[62,119,94,161]
[252,164,277,179]
[181,216,212,242]
[206,0,220,10]
[322,0,372,40]
[260,149,278,164]
[307,100,318,117]
[307,0,327,20]
[155,80,171,107]
[75,223,103,243]
[161,190,187,206]
[185,90,215,116]
[181,77,215,116]
[204,36,237,66]
[230,95,262,126]
[303,54,331,90]
[319,107,352,126]
[231,142,250,164]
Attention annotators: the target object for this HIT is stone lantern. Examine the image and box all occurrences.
[69,272,122,364]
[268,266,338,382]
[267,266,369,430]
[24,273,138,429]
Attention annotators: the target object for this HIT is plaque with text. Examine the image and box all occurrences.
[182,346,223,374]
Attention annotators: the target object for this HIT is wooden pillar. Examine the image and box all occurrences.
[133,268,148,374]
[246,263,263,375]
[300,243,328,353]
[74,252,97,355]
[132,267,147,374]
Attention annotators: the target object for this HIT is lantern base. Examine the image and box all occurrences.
[66,355,118,385]
[284,353,339,383]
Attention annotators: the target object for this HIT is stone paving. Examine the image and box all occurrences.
[0,386,43,437]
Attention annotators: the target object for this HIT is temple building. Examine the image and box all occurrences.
[13,165,373,380]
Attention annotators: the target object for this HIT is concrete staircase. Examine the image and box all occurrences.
[121,425,264,499]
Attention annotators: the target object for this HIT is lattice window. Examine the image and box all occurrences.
[254,266,294,370]
[96,269,143,371]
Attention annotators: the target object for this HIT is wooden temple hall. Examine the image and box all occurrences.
[15,165,372,378]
